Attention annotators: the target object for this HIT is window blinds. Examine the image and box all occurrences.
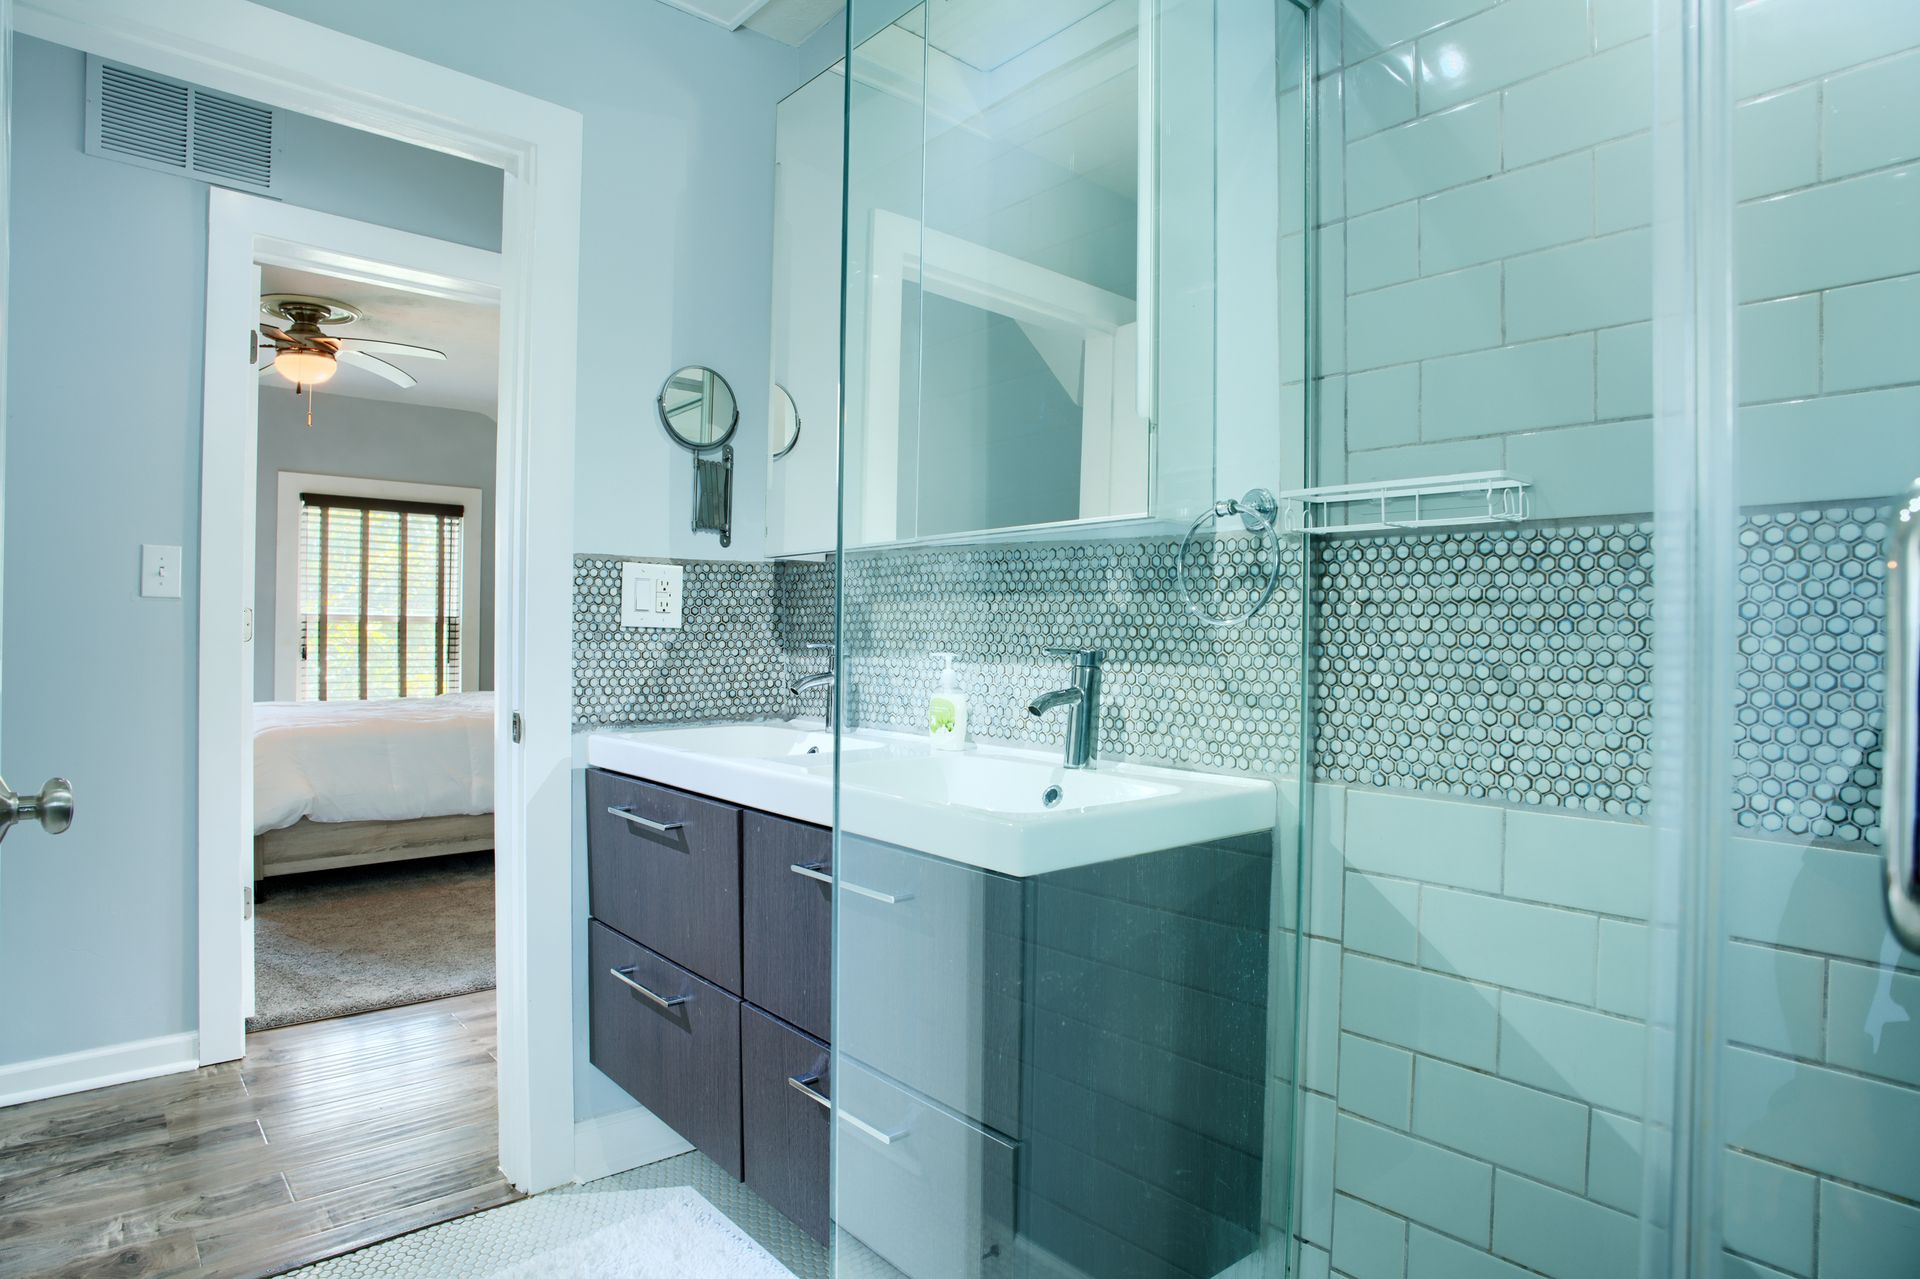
[297,492,463,702]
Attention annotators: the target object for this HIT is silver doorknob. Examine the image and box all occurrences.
[0,776,74,842]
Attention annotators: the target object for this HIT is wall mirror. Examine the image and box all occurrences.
[657,365,738,451]
[770,384,802,460]
[657,364,737,547]
[838,1,1186,548]
[767,63,846,558]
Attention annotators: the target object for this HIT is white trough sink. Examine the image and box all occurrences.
[586,722,1274,877]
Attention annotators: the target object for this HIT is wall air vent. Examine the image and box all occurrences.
[84,57,280,195]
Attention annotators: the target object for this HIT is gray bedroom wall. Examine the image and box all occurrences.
[252,390,499,703]
[0,35,504,1068]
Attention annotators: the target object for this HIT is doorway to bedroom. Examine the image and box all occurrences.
[248,264,502,1040]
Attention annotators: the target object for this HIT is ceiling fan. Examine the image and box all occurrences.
[256,294,447,391]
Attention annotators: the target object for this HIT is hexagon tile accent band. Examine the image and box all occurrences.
[572,503,1889,849]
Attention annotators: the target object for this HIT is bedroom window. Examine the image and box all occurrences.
[297,492,463,701]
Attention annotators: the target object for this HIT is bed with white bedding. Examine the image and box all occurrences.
[253,691,495,879]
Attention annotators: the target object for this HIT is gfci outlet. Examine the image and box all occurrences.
[621,561,684,629]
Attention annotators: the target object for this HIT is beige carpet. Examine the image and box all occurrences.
[250,850,495,1031]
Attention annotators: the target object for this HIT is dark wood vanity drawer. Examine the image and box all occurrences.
[742,811,832,1041]
[587,767,742,993]
[741,1005,831,1244]
[588,920,743,1179]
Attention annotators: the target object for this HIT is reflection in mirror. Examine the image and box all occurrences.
[767,63,846,557]
[656,365,738,451]
[845,1,1158,545]
[770,384,802,460]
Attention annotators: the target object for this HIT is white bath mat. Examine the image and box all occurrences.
[291,1184,797,1279]
[491,1187,796,1278]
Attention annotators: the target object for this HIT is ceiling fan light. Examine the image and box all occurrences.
[274,347,337,385]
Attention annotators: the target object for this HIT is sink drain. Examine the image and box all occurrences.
[1042,785,1063,808]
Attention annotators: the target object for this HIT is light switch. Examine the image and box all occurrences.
[141,544,183,598]
[620,561,683,629]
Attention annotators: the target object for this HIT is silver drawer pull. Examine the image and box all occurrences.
[839,1107,909,1146]
[842,880,913,905]
[788,1072,832,1111]
[608,965,691,1009]
[607,805,685,835]
[792,861,911,903]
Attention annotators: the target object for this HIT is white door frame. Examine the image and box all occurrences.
[17,0,583,1194]
[208,191,499,1038]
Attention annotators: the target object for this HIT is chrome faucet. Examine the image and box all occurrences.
[1027,646,1102,769]
[789,641,836,729]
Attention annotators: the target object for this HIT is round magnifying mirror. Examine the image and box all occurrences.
[656,365,739,451]
[770,384,802,460]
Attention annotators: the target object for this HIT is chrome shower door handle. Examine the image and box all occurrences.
[1884,490,1920,952]
[0,776,75,844]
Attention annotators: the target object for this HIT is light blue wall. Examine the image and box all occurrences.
[249,0,845,1123]
[0,35,503,1066]
[253,390,499,702]
[273,110,503,252]
[258,0,848,564]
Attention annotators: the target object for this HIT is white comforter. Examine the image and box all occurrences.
[253,691,495,835]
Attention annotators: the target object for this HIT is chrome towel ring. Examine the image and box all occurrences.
[1176,488,1283,627]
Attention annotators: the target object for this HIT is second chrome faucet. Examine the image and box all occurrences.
[789,641,836,729]
[1027,646,1101,769]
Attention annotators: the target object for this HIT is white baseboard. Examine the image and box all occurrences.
[0,1032,200,1109]
[572,1104,692,1183]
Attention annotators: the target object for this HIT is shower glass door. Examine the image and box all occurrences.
[1703,3,1920,1276]
[1286,0,1684,1274]
[832,1,1311,1276]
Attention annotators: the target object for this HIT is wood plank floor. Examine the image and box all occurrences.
[0,991,518,1279]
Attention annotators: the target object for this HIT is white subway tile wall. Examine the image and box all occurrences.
[1282,794,1920,1279]
[1296,1,1920,1272]
[1315,0,1920,521]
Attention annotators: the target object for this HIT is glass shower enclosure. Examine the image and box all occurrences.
[832,1,1311,1276]
[825,0,1920,1277]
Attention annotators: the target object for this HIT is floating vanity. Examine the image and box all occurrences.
[585,722,1278,1275]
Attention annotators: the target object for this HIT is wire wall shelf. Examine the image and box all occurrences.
[1278,471,1532,536]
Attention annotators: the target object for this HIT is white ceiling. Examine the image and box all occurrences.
[656,0,845,46]
[856,2,1140,199]
[744,0,845,44]
[257,265,499,418]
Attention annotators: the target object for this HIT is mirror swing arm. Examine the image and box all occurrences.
[656,365,738,548]
[693,447,734,548]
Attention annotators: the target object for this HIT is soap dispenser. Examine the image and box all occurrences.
[928,652,969,750]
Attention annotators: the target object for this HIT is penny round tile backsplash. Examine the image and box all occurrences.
[573,501,1886,849]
